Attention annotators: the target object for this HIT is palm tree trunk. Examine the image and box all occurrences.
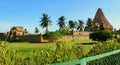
[46,27,48,33]
[72,28,74,35]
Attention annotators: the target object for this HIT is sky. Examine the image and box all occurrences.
[0,0,120,34]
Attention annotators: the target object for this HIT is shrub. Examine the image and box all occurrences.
[117,38,120,43]
[43,31,62,42]
[87,42,120,65]
[90,30,113,42]
[72,43,83,59]
[87,42,120,56]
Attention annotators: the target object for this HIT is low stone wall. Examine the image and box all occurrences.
[59,32,90,42]
[17,34,48,43]
[59,35,89,42]
[10,32,91,42]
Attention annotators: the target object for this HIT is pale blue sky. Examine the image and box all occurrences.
[0,0,120,33]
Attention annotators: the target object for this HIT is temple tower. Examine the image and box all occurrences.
[93,8,113,32]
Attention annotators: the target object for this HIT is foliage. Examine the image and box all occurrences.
[77,20,84,31]
[2,40,120,65]
[40,13,52,33]
[35,27,39,34]
[87,42,120,65]
[57,16,66,32]
[84,18,93,31]
[43,31,62,42]
[0,41,84,65]
[68,20,77,33]
[72,43,83,59]
[99,24,105,30]
[86,18,93,28]
[59,26,72,35]
[87,42,120,56]
[117,38,120,43]
[90,30,113,42]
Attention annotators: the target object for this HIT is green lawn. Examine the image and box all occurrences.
[4,40,93,55]
[0,40,94,64]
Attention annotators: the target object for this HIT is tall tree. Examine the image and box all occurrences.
[77,20,84,31]
[40,13,52,33]
[86,18,93,28]
[84,18,93,31]
[35,27,39,34]
[57,16,66,32]
[68,20,77,33]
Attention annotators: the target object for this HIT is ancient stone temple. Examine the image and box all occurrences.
[93,8,113,32]
[8,26,28,40]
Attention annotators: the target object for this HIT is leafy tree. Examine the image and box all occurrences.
[43,31,62,42]
[35,27,39,34]
[77,20,84,31]
[90,30,113,42]
[68,20,77,33]
[99,24,105,30]
[40,13,52,33]
[57,16,66,32]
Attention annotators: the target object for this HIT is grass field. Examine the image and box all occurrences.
[4,40,93,55]
[7,40,93,48]
[0,40,94,65]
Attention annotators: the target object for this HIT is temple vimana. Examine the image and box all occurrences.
[84,8,113,32]
[0,8,113,42]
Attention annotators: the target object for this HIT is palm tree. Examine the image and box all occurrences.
[77,20,84,31]
[68,20,77,33]
[35,27,39,34]
[86,18,93,28]
[40,13,52,33]
[57,16,66,32]
[85,18,93,31]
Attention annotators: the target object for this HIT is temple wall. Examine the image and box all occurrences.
[59,35,90,42]
[17,34,48,43]
[1,32,90,42]
[59,32,91,41]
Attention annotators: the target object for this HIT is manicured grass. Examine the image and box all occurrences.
[7,40,93,48]
[5,40,93,55]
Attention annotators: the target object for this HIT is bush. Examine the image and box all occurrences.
[117,38,120,43]
[43,31,62,42]
[90,30,113,42]
[72,43,83,59]
[87,42,120,56]
[87,42,120,65]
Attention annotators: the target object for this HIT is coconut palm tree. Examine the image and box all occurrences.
[40,13,52,33]
[77,20,84,31]
[84,18,93,31]
[57,16,66,32]
[68,20,77,33]
[86,18,93,28]
[35,27,39,34]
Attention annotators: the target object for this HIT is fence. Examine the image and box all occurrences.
[51,49,120,65]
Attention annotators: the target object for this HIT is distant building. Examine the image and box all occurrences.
[93,8,113,32]
[8,26,28,40]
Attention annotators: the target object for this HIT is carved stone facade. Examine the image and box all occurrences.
[8,26,28,40]
[93,8,113,32]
